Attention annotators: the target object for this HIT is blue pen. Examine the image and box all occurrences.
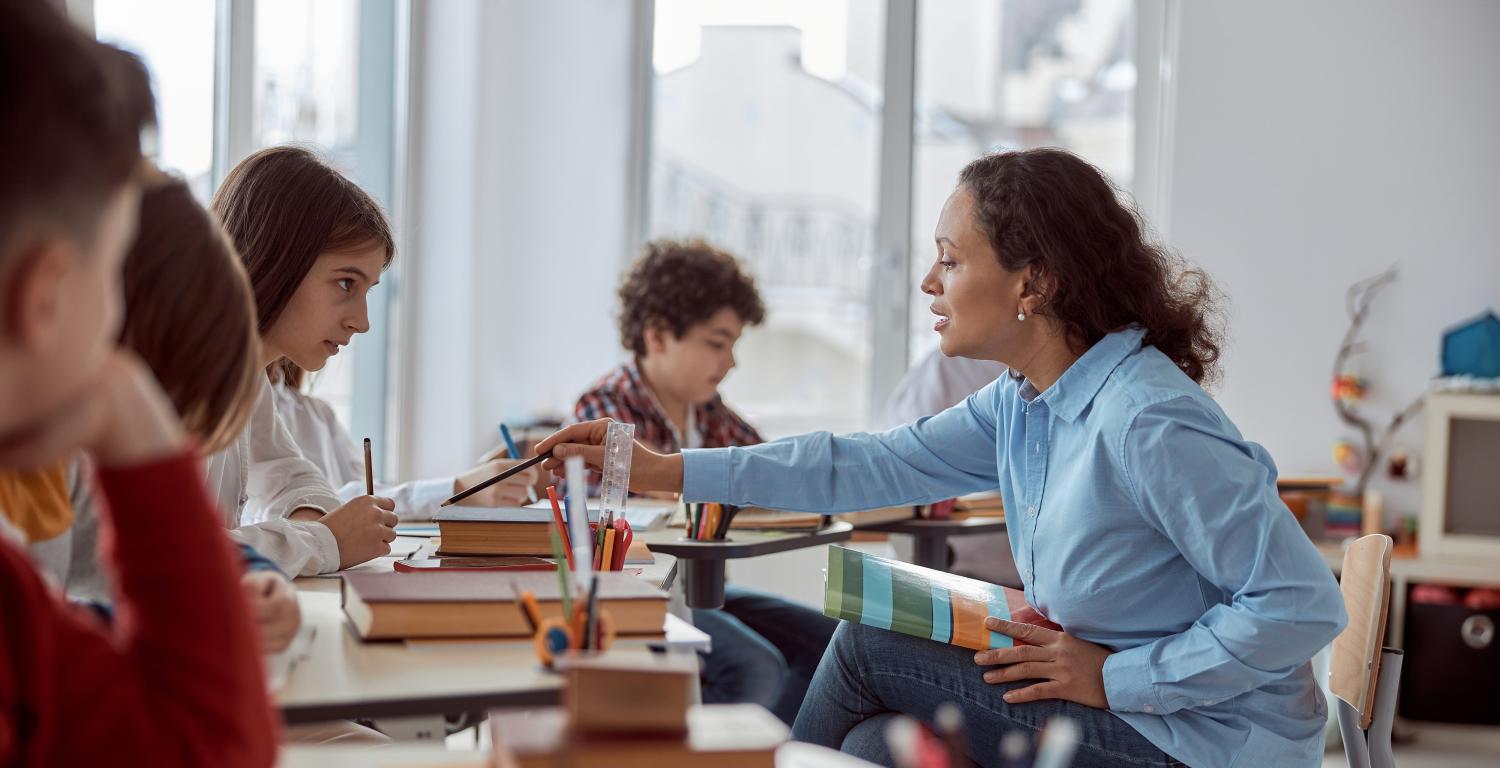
[499,423,539,503]
[499,423,521,458]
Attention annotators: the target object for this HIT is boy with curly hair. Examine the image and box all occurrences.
[570,239,835,725]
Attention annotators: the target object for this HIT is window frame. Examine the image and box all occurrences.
[184,0,407,463]
[632,0,1170,427]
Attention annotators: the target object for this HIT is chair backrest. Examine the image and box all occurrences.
[1329,533,1394,730]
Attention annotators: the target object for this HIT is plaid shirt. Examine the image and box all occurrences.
[569,362,762,493]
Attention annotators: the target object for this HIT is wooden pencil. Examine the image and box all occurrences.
[440,450,552,506]
[363,437,374,495]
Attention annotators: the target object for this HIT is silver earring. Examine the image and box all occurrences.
[1017,310,1026,321]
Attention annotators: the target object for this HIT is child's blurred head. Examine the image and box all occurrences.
[0,2,153,446]
[121,174,259,453]
[210,146,393,389]
[618,240,764,406]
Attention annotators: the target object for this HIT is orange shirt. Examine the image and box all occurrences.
[0,462,71,543]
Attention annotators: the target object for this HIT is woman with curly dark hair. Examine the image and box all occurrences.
[543,148,1346,767]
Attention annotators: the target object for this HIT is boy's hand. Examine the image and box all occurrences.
[317,495,398,570]
[241,570,301,653]
[454,458,537,507]
[0,350,185,470]
[534,419,684,494]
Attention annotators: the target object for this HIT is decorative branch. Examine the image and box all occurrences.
[1331,267,1422,496]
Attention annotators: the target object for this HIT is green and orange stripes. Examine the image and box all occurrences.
[824,545,1040,652]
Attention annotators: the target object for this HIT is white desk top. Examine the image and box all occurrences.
[276,741,878,768]
[275,591,562,724]
[280,547,681,724]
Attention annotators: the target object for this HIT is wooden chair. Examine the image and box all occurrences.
[1329,534,1401,768]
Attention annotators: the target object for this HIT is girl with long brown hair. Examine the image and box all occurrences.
[201,146,399,576]
[209,147,534,551]
[539,148,1345,767]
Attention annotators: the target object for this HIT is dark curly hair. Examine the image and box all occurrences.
[618,239,766,357]
[958,148,1223,385]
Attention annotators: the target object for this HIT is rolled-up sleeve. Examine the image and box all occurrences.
[228,518,339,576]
[1105,396,1347,714]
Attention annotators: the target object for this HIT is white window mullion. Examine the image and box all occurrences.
[213,0,256,190]
[869,0,918,424]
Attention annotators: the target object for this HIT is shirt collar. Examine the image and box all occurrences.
[1034,326,1146,423]
[624,360,689,446]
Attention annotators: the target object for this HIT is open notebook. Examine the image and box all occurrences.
[824,546,1059,651]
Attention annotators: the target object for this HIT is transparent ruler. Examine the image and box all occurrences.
[599,421,636,522]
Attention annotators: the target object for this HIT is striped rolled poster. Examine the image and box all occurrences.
[824,545,1060,651]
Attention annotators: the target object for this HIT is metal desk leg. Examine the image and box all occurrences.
[682,558,727,609]
[910,533,950,570]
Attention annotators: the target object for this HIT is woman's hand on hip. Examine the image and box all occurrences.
[974,617,1112,709]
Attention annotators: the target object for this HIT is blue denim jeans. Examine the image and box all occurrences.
[693,584,840,724]
[791,622,1183,768]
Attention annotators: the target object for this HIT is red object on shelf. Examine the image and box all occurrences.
[1462,587,1500,611]
[1410,584,1464,605]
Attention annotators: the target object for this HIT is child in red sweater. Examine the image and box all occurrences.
[0,3,277,766]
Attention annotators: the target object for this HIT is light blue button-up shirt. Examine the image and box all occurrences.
[683,327,1346,768]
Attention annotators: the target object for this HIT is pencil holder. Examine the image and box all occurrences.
[680,555,726,610]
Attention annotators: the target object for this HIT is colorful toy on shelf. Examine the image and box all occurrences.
[1331,374,1367,403]
[1386,450,1411,480]
[1442,310,1500,379]
[1330,268,1423,498]
[1332,440,1363,474]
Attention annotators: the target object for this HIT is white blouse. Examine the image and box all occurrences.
[270,383,453,521]
[206,376,343,576]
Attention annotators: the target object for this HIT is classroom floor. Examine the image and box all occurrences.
[1321,723,1500,768]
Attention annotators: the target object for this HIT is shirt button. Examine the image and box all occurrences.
[1144,705,1155,714]
[1027,505,1038,517]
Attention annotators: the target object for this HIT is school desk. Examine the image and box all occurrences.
[279,546,683,727]
[854,515,1007,570]
[640,521,854,610]
[275,738,881,767]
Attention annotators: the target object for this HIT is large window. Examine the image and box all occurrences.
[907,0,1136,360]
[94,0,217,199]
[250,0,382,443]
[648,0,1137,435]
[93,0,402,453]
[650,1,887,438]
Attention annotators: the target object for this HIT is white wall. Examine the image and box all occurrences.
[1163,0,1500,520]
[402,0,639,479]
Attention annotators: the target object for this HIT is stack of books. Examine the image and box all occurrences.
[433,506,600,556]
[342,570,668,641]
[489,704,786,768]
[684,505,916,532]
